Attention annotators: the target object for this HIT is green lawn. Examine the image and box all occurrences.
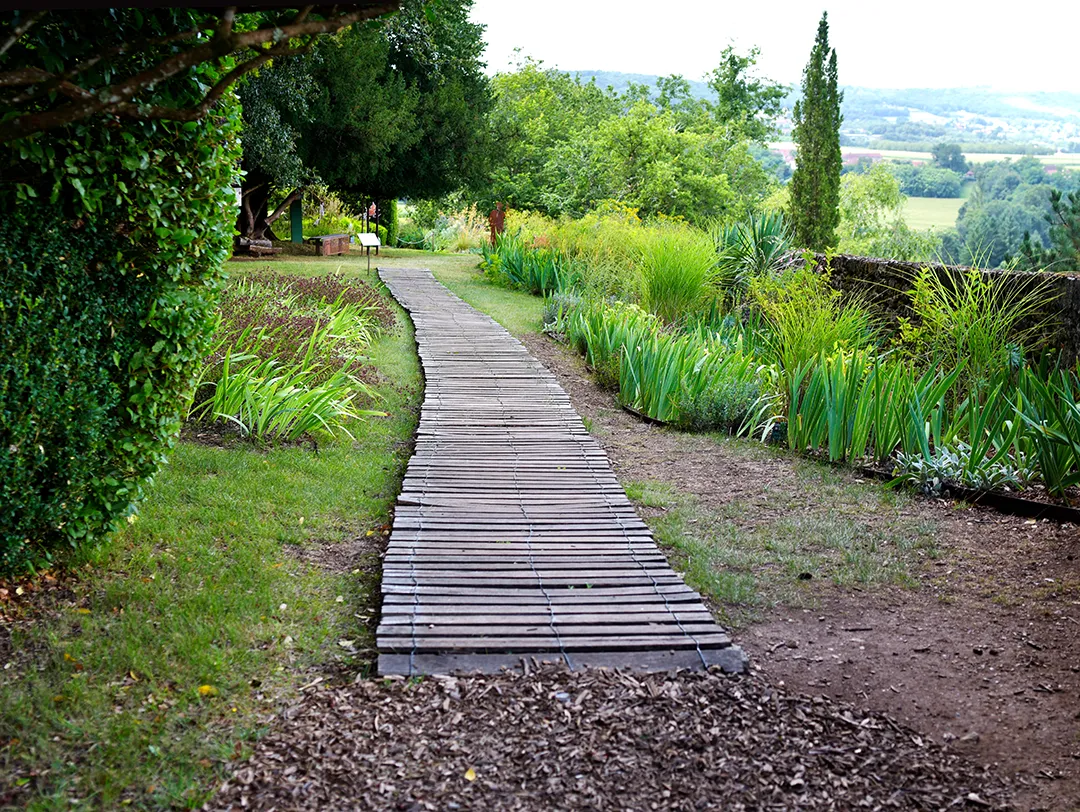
[902,196,964,231]
[0,259,421,810]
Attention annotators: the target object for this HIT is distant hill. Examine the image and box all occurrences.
[571,70,714,100]
[569,71,1080,148]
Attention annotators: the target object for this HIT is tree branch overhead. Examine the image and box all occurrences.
[0,4,400,143]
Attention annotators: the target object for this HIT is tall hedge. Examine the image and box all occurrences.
[385,198,400,248]
[1,32,241,571]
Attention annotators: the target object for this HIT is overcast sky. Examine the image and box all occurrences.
[469,1,1078,93]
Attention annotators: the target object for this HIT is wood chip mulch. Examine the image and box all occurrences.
[210,663,1009,811]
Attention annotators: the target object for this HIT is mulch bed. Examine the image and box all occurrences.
[211,663,1008,811]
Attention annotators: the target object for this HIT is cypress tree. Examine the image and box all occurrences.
[789,12,843,251]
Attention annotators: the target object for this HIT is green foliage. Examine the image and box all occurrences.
[0,269,421,806]
[299,184,368,238]
[890,163,963,198]
[900,266,1057,391]
[789,12,843,251]
[238,0,492,236]
[932,143,970,175]
[951,158,1077,267]
[485,220,1080,500]
[419,204,489,252]
[561,300,658,390]
[189,274,391,441]
[637,226,719,323]
[1,46,241,572]
[558,297,761,427]
[385,199,400,248]
[1017,368,1080,496]
[839,163,941,261]
[707,46,789,145]
[672,348,762,433]
[486,55,780,224]
[757,349,965,468]
[484,233,576,295]
[191,354,373,442]
[751,266,876,377]
[712,211,793,297]
[1016,189,1080,273]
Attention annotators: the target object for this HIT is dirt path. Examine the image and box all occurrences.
[522,333,1080,812]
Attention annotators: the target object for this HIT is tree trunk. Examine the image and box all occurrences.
[236,167,273,247]
[234,169,304,251]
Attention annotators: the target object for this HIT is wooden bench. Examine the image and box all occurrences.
[309,233,350,256]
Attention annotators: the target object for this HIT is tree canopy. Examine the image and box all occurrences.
[236,0,492,241]
[0,6,398,143]
[484,49,784,224]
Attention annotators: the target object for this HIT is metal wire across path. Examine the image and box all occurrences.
[377,268,746,676]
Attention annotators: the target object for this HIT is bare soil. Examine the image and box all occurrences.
[522,333,1080,812]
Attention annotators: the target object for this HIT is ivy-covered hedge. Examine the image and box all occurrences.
[1,58,241,571]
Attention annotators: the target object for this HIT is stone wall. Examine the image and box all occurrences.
[800,253,1080,364]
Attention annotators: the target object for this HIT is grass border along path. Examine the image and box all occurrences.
[0,255,420,810]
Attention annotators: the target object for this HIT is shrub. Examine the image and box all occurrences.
[711,211,793,299]
[423,205,488,252]
[396,219,426,248]
[1,81,241,572]
[673,346,762,433]
[385,199,399,247]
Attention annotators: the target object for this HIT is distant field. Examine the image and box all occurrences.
[772,142,1080,168]
[902,196,964,231]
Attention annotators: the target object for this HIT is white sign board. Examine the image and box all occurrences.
[357,232,381,248]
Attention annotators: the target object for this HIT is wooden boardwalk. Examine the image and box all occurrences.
[377,268,746,675]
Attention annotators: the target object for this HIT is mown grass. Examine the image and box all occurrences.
[902,196,964,231]
[0,260,421,810]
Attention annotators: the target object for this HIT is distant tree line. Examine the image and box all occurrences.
[943,156,1080,267]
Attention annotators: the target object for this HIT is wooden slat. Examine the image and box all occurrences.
[375,267,743,676]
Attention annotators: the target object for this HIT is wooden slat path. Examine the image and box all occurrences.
[376,267,747,675]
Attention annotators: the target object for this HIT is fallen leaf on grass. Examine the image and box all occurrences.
[198,685,219,698]
[63,653,84,671]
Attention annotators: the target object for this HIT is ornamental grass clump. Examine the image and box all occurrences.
[486,233,576,295]
[1017,367,1080,497]
[636,226,719,324]
[712,211,793,299]
[562,299,658,390]
[900,265,1057,393]
[751,266,877,377]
